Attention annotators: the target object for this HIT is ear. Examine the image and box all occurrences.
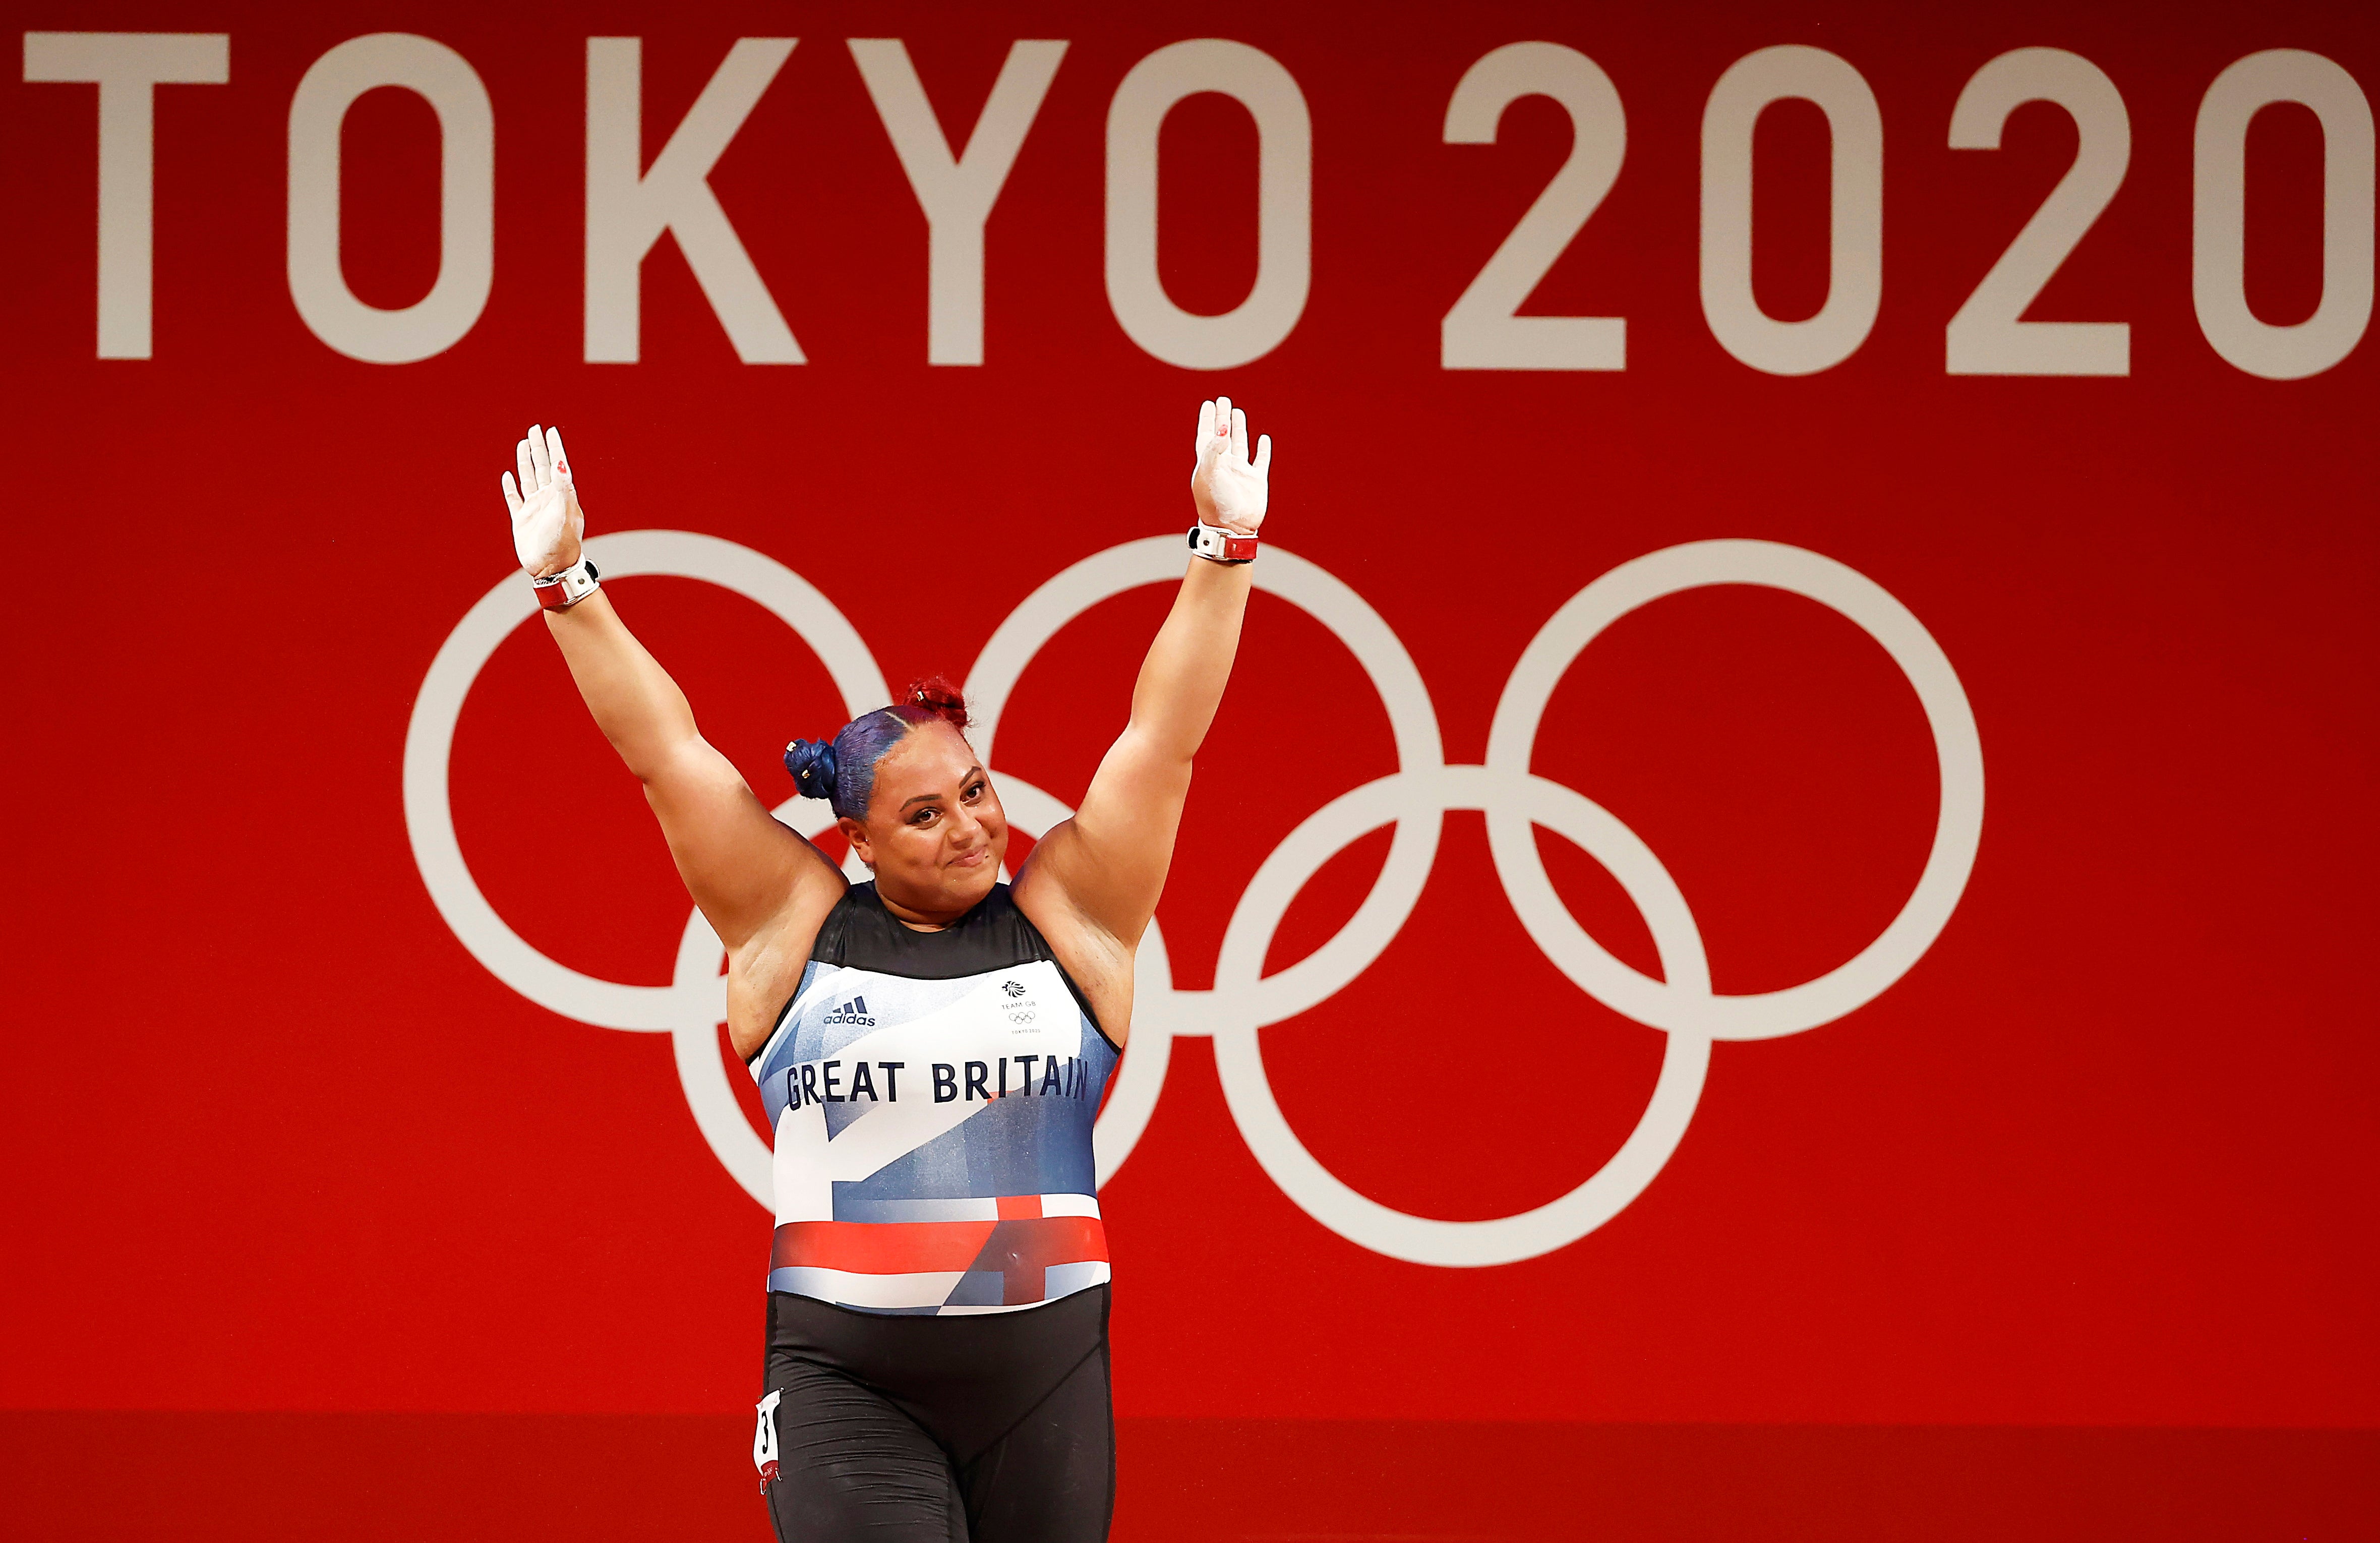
[838,815,875,868]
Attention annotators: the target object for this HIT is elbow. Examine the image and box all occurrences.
[630,734,733,800]
[1119,721,1200,772]
[607,727,683,787]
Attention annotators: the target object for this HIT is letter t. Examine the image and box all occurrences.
[23,32,229,359]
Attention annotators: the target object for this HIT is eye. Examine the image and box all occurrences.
[963,780,985,802]
[910,805,939,826]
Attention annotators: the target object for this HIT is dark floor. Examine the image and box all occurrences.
[3,1411,2373,1539]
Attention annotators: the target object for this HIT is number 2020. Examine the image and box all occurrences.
[1445,42,2375,382]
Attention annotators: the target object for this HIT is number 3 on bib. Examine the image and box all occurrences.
[752,1388,782,1489]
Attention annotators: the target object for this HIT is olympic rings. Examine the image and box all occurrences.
[403,531,1983,1264]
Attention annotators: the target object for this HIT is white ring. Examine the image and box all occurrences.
[968,537,1448,1035]
[1210,765,1712,1266]
[401,531,888,1032]
[1484,539,1985,1040]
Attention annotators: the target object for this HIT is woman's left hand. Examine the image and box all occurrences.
[1189,396,1272,535]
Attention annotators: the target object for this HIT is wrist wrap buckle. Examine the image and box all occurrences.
[533,557,601,610]
[1189,524,1259,564]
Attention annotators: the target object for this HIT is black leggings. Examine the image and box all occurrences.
[757,1287,1114,1542]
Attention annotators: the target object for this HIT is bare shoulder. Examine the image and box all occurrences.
[1012,867,1136,1050]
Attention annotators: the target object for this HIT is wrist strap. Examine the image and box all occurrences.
[532,557,601,610]
[1188,523,1259,565]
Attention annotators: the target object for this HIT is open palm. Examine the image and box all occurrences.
[501,424,584,577]
[1189,396,1272,535]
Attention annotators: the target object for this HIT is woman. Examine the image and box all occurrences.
[498,398,1274,1542]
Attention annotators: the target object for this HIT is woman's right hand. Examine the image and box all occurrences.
[1188,395,1272,536]
[501,424,584,577]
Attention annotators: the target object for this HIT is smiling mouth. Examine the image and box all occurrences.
[949,849,991,868]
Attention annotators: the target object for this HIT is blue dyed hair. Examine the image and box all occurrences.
[785,676,972,822]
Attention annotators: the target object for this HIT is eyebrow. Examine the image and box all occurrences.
[901,767,986,810]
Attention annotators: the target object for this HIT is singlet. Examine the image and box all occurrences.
[748,882,1122,1317]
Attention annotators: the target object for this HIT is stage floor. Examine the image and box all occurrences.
[5,1411,2372,1539]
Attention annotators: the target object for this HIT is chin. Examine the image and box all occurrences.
[948,862,1001,905]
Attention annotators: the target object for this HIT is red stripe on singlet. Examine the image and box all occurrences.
[771,1215,1107,1276]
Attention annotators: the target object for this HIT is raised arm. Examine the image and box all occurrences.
[502,426,843,956]
[1017,399,1272,948]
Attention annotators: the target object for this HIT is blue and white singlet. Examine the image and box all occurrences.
[748,882,1121,1317]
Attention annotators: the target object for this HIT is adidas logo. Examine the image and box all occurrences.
[821,995,877,1027]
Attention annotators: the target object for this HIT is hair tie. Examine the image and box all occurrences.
[784,738,839,801]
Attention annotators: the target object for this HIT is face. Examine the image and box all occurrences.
[839,721,1007,920]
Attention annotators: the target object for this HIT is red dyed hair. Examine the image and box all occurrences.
[889,673,971,733]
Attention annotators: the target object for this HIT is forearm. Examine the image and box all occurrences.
[1126,557,1254,762]
[1019,400,1271,945]
[543,590,702,781]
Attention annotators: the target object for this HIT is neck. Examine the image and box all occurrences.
[877,887,963,931]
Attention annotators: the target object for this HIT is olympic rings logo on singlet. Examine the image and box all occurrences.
[405,533,1983,1269]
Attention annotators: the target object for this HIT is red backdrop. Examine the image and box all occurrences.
[3,2,2374,1537]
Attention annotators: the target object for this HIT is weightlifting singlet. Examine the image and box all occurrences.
[749,881,1122,1315]
[747,882,1123,1542]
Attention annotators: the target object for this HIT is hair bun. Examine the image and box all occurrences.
[784,738,839,800]
[905,673,971,731]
